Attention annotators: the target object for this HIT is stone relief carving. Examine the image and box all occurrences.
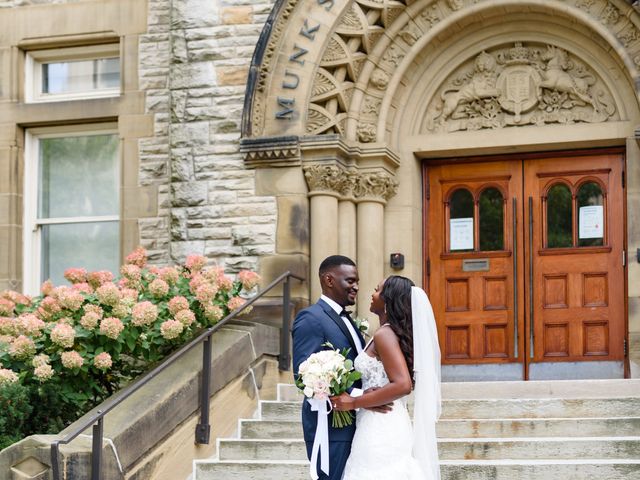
[357,123,378,142]
[371,69,390,89]
[353,172,399,201]
[303,164,398,201]
[303,164,343,192]
[425,43,617,133]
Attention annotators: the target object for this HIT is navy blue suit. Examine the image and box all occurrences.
[292,299,365,480]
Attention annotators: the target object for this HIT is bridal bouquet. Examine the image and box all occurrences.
[296,346,361,427]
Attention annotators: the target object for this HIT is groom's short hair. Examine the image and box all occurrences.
[319,255,356,276]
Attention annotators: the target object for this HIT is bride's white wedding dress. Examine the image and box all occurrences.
[342,350,426,480]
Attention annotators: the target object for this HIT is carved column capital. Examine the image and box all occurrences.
[303,164,345,197]
[353,170,398,204]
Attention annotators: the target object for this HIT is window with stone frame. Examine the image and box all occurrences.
[23,124,120,293]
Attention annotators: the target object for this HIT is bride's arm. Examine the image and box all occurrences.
[332,327,412,411]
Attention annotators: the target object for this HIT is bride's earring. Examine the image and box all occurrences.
[384,304,387,314]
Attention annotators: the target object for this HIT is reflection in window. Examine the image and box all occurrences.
[577,182,604,247]
[449,188,474,251]
[479,187,504,251]
[547,183,572,248]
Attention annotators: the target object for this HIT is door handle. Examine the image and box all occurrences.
[528,196,534,359]
[512,198,518,358]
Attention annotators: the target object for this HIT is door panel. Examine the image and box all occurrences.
[426,151,626,380]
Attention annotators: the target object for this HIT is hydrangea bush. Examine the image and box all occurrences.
[0,248,260,450]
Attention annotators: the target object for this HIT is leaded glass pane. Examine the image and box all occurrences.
[547,183,572,248]
[479,187,504,251]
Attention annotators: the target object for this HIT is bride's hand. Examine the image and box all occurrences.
[329,392,356,411]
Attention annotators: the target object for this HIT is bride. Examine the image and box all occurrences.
[330,276,441,480]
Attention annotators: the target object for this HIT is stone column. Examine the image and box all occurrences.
[354,171,398,327]
[304,164,343,300]
[337,173,357,260]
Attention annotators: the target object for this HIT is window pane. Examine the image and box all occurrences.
[479,187,504,251]
[42,57,119,95]
[577,182,604,247]
[547,183,572,248]
[450,188,474,251]
[41,222,119,286]
[38,134,119,218]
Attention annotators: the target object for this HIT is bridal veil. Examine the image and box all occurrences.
[411,286,441,480]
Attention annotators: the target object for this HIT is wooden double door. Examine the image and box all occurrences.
[426,151,627,379]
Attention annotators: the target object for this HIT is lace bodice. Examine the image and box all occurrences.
[354,351,389,390]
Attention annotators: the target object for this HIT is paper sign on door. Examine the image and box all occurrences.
[579,205,603,239]
[450,218,474,250]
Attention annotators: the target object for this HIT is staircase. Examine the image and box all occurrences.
[194,379,640,480]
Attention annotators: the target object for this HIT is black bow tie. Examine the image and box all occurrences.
[340,309,354,321]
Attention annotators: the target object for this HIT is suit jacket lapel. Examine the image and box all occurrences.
[318,300,359,353]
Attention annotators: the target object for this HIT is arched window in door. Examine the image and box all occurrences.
[546,183,572,248]
[479,187,504,251]
[449,188,474,252]
[577,181,605,247]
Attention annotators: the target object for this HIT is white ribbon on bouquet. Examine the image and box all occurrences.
[308,397,332,479]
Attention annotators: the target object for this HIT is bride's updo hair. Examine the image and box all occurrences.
[380,275,415,384]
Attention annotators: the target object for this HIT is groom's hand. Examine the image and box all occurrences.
[363,387,393,413]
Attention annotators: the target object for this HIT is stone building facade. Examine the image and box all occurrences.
[0,0,639,380]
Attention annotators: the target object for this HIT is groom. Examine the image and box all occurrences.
[292,255,366,480]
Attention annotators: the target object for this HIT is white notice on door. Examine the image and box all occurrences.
[579,205,603,239]
[450,218,474,250]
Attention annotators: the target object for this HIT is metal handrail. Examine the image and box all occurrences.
[50,271,304,480]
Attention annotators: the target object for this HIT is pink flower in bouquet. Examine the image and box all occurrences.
[195,283,219,303]
[174,309,195,327]
[88,270,114,289]
[159,266,180,285]
[94,352,113,370]
[9,335,36,359]
[80,311,101,330]
[54,287,85,312]
[0,367,18,385]
[41,280,55,296]
[203,304,223,322]
[125,246,147,268]
[50,323,75,349]
[228,296,251,313]
[100,317,124,339]
[17,314,45,337]
[34,364,54,382]
[0,317,15,335]
[160,319,183,340]
[0,298,15,316]
[238,270,260,291]
[131,301,158,326]
[64,268,87,284]
[168,296,189,316]
[72,282,94,294]
[61,351,84,369]
[185,254,207,272]
[32,354,50,368]
[149,279,169,298]
[96,283,121,306]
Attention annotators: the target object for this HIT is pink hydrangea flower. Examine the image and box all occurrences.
[0,317,16,335]
[34,364,54,382]
[125,246,148,268]
[149,279,169,298]
[185,254,207,272]
[131,301,158,326]
[204,304,223,323]
[9,335,36,359]
[94,352,113,370]
[1,290,31,306]
[80,311,101,330]
[217,275,234,292]
[96,283,121,306]
[17,314,45,337]
[72,282,94,294]
[100,317,124,340]
[238,270,261,291]
[39,296,62,317]
[174,309,195,327]
[0,334,13,345]
[61,351,84,369]
[120,288,139,303]
[84,304,104,317]
[195,283,219,303]
[0,298,15,316]
[0,367,18,385]
[121,264,142,281]
[159,267,180,285]
[227,296,249,312]
[189,274,206,294]
[168,296,189,316]
[111,301,131,319]
[32,354,50,368]
[87,270,114,289]
[54,287,85,312]
[50,323,75,349]
[160,319,183,340]
[64,267,88,284]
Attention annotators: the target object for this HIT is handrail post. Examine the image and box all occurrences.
[279,275,291,371]
[92,417,103,480]
[195,334,212,444]
[51,442,60,480]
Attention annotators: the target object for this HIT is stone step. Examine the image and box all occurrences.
[239,416,640,439]
[260,397,640,421]
[217,437,640,461]
[195,459,640,480]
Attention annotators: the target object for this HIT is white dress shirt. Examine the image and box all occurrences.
[320,294,363,354]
